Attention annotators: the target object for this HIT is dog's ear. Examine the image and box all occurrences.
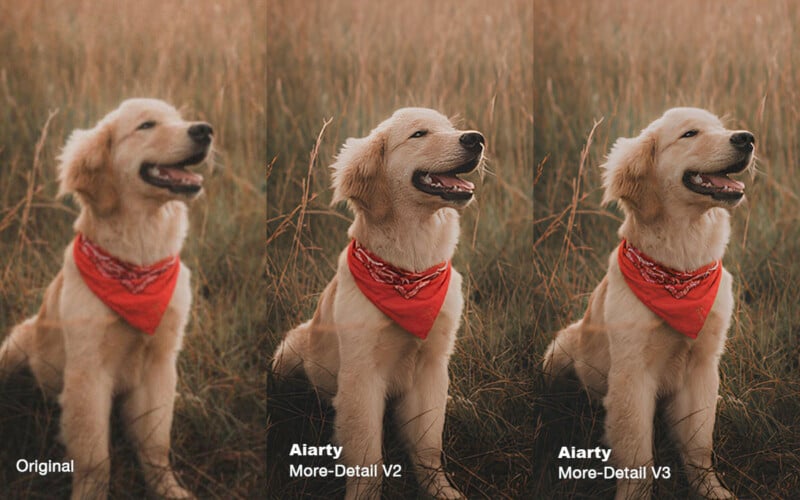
[57,123,119,214]
[601,132,661,221]
[330,131,391,219]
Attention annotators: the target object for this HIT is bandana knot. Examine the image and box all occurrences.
[347,240,451,339]
[73,233,181,334]
[618,239,722,339]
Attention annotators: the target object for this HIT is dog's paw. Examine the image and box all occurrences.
[695,475,736,500]
[686,466,736,499]
[434,486,467,500]
[151,477,195,499]
[421,472,466,500]
[159,486,195,500]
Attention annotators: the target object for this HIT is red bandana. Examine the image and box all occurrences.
[617,239,721,339]
[347,240,451,339]
[72,233,180,335]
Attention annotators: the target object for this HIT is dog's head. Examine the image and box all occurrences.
[58,98,214,214]
[602,107,755,221]
[330,107,485,220]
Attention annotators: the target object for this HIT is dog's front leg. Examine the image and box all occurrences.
[333,365,386,500]
[396,354,464,499]
[604,366,657,500]
[121,352,194,499]
[665,361,734,499]
[59,368,113,500]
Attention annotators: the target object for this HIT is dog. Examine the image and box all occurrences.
[543,108,754,499]
[0,98,213,499]
[272,108,484,499]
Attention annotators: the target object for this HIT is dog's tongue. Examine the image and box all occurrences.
[701,173,744,191]
[429,173,475,191]
[154,165,203,185]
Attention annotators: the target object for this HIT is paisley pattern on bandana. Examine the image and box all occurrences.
[76,234,177,294]
[73,233,180,335]
[347,240,451,340]
[618,239,722,339]
[350,240,448,299]
[621,241,719,299]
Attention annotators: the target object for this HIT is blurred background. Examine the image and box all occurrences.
[534,0,800,498]
[267,0,534,497]
[0,1,266,497]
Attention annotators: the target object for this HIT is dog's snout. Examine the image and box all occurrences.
[188,123,214,145]
[459,132,485,151]
[730,131,755,152]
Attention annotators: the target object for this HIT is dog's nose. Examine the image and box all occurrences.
[188,123,214,145]
[459,132,485,151]
[730,131,755,152]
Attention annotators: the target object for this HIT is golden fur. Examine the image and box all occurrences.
[0,98,213,499]
[273,108,485,499]
[543,108,754,500]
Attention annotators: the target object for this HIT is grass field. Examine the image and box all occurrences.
[0,1,266,498]
[266,0,534,497]
[534,1,800,498]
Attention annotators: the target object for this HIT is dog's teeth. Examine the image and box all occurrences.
[692,174,704,185]
[149,166,160,177]
[422,174,433,185]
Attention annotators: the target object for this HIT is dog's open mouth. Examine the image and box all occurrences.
[412,157,479,201]
[682,158,749,201]
[139,151,207,194]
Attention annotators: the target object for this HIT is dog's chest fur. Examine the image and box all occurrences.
[335,261,464,398]
[63,258,191,390]
[387,269,463,397]
[607,263,733,396]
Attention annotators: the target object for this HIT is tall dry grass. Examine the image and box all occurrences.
[0,1,266,497]
[534,0,800,497]
[266,0,534,497]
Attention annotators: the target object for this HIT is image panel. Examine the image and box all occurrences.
[0,2,267,497]
[533,1,799,498]
[267,0,534,497]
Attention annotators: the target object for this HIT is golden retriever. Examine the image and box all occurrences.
[0,98,213,499]
[272,108,484,499]
[543,108,754,499]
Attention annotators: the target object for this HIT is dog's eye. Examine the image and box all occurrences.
[137,121,157,130]
[681,130,698,138]
[409,130,428,139]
